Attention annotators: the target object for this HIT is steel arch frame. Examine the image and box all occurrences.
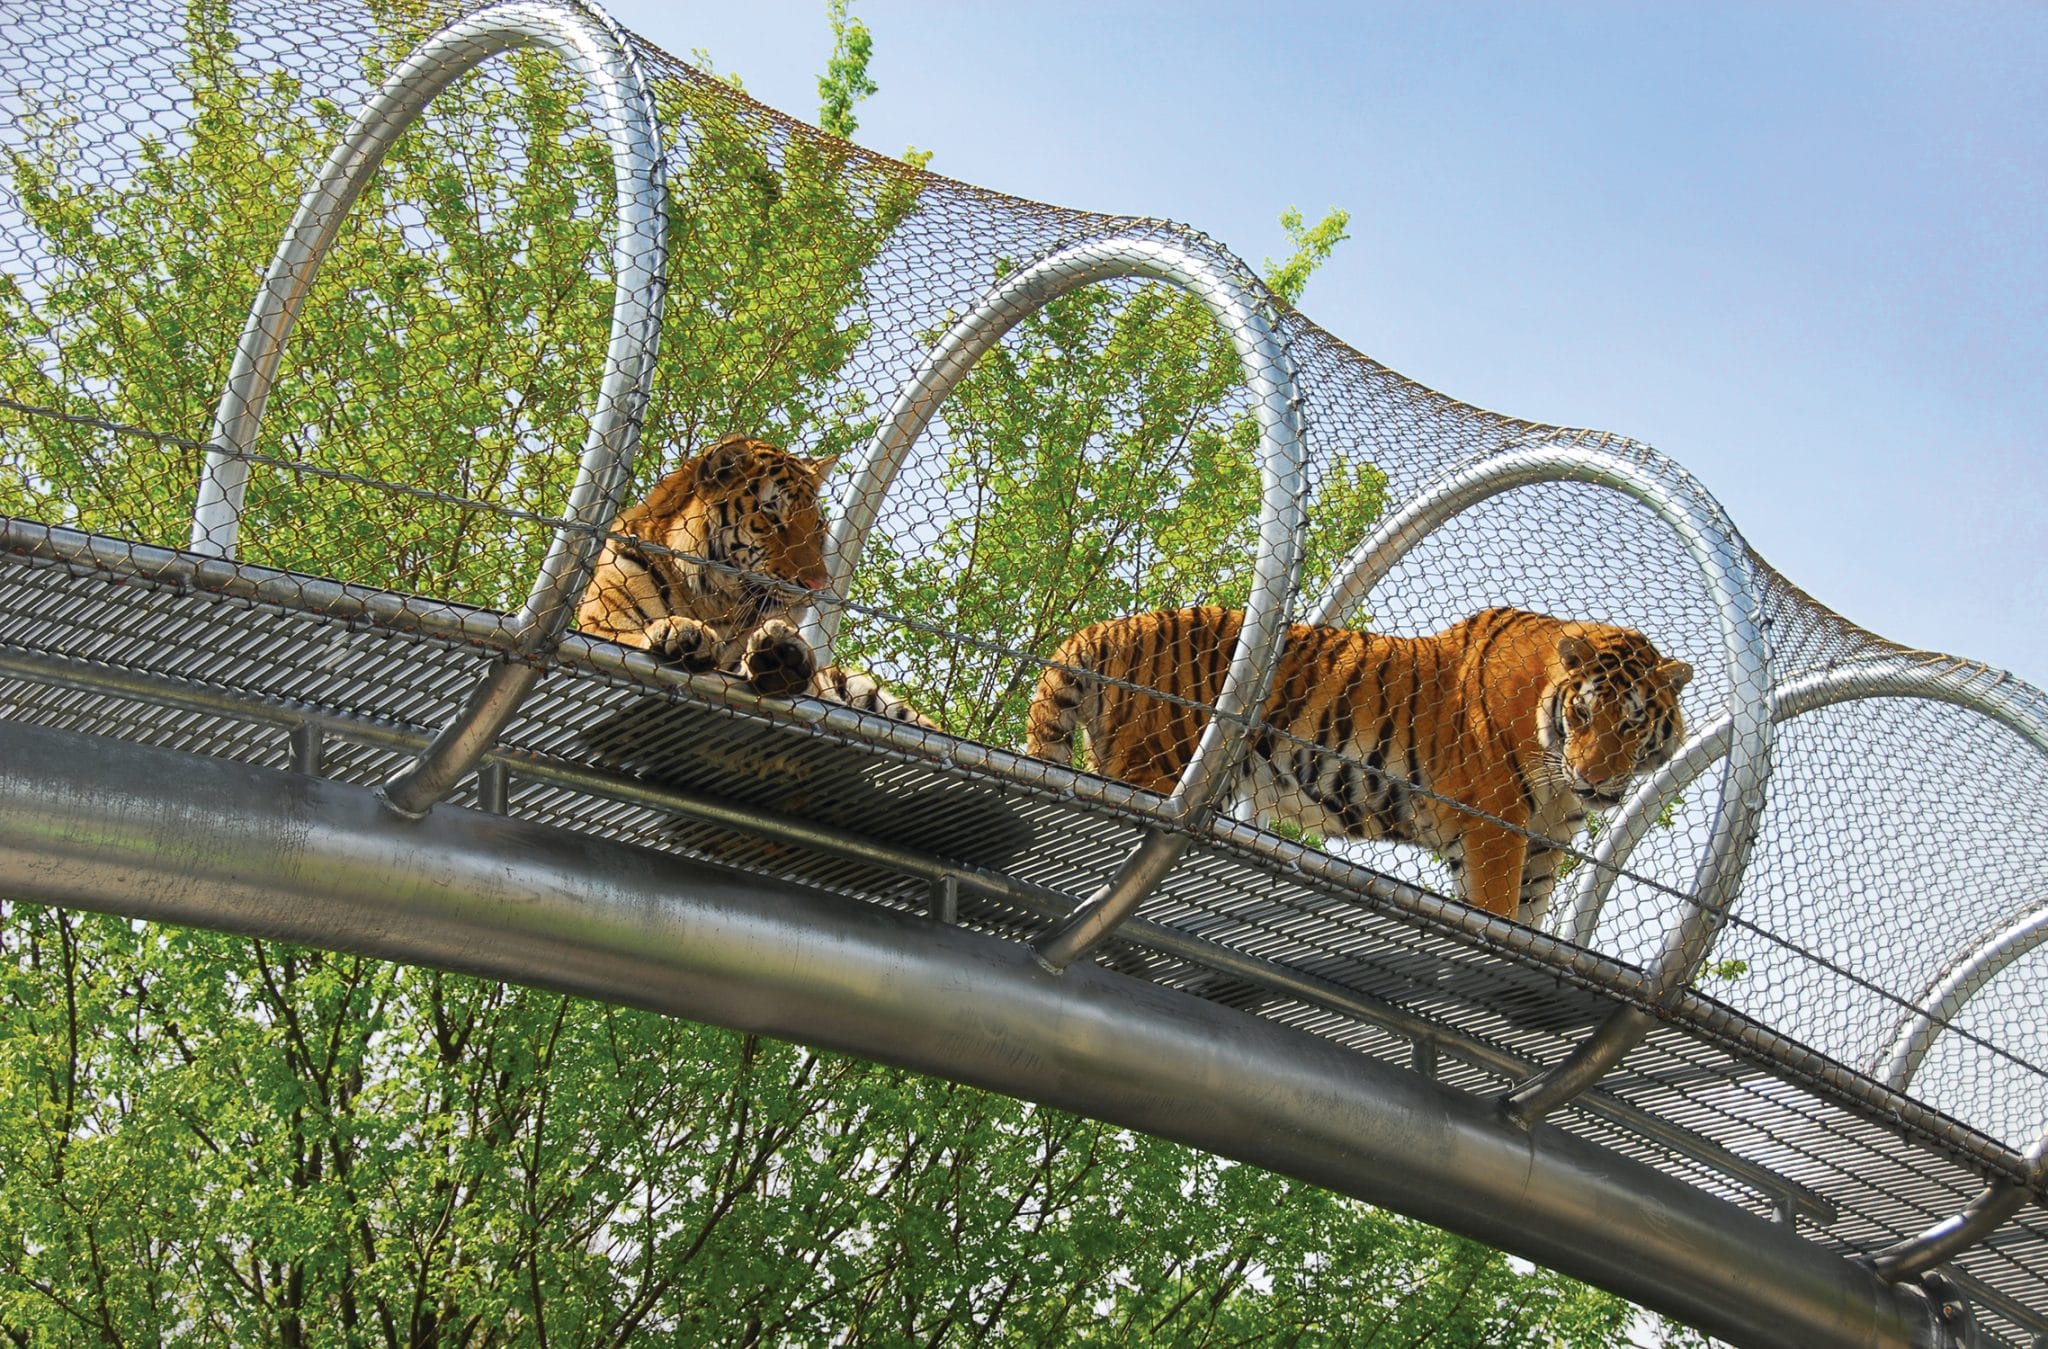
[799,230,1308,972]
[186,0,669,817]
[1303,439,1777,1124]
[1552,652,2048,1282]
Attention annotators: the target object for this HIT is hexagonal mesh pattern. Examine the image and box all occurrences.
[1,0,2042,1342]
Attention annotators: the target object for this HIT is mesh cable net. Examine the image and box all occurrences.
[1,0,2044,1341]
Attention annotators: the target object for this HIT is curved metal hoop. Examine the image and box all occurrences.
[798,232,1306,971]
[1305,441,1776,1123]
[1868,845,2048,1282]
[186,0,669,815]
[1878,898,2048,1092]
[1561,656,2048,949]
[1550,652,2048,1280]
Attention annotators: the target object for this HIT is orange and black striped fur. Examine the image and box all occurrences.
[1027,606,1691,924]
[577,434,934,728]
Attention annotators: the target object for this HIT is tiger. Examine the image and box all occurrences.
[576,433,935,729]
[1025,605,1692,925]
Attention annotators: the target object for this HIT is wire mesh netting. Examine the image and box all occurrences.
[2,0,2045,1342]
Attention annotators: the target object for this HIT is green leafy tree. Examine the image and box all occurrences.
[816,0,878,140]
[0,3,1649,1344]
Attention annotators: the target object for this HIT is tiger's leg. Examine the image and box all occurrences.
[644,615,725,672]
[1453,820,1529,920]
[1025,661,1086,765]
[1517,841,1561,929]
[811,666,941,732]
[578,545,672,649]
[742,618,816,697]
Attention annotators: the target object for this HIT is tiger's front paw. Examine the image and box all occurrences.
[744,619,816,698]
[647,616,723,672]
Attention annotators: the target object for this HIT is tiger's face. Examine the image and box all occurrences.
[637,434,839,622]
[1544,630,1692,808]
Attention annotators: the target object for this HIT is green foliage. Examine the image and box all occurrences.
[0,7,1644,1345]
[1268,817,1330,850]
[1701,958,1751,984]
[0,906,1635,1346]
[1264,205,1351,308]
[816,0,877,140]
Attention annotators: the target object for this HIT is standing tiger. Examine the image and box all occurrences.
[577,434,934,729]
[1026,606,1691,924]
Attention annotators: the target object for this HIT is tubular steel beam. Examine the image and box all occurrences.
[0,718,1966,1349]
[1303,440,1775,1125]
[185,0,669,817]
[794,230,1306,973]
[0,638,1850,1232]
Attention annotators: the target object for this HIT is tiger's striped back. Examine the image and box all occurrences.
[1028,606,1690,923]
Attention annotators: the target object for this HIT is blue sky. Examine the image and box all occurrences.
[606,1,2046,682]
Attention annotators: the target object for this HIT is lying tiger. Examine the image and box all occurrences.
[1027,605,1691,924]
[577,434,934,728]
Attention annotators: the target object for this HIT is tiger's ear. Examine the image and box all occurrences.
[1557,633,1596,671]
[696,435,758,496]
[804,452,842,480]
[1658,659,1694,691]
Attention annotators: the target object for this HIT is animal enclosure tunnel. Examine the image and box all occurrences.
[0,1,2043,1345]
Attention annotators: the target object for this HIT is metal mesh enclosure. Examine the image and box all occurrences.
[2,0,2043,1342]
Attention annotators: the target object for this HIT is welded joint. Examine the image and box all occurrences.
[476,758,510,815]
[931,873,959,925]
[289,720,323,776]
[372,783,434,821]
[1920,1272,1978,1348]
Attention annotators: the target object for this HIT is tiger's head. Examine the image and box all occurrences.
[1541,627,1692,808]
[625,434,840,623]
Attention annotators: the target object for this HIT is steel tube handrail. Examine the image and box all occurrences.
[795,231,1306,972]
[184,0,668,816]
[1301,441,1774,1123]
[0,718,1972,1349]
